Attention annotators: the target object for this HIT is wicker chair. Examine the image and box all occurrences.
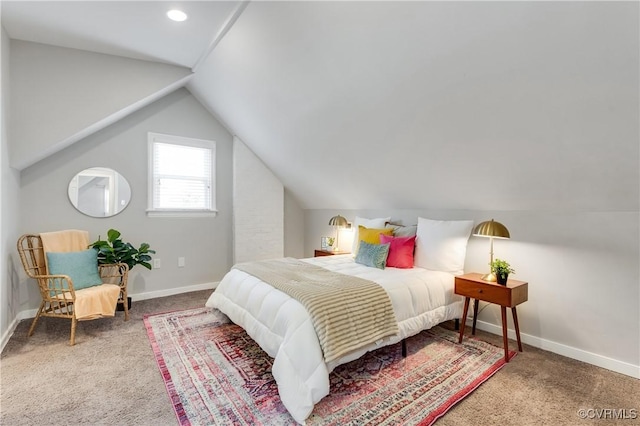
[17,234,130,345]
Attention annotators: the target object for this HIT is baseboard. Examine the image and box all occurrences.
[0,282,219,353]
[0,315,21,354]
[132,281,218,302]
[474,319,640,379]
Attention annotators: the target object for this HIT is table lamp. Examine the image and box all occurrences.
[328,215,348,251]
[473,219,510,282]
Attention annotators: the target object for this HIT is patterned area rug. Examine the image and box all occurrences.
[144,307,514,425]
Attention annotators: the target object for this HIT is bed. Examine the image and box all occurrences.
[205,253,464,424]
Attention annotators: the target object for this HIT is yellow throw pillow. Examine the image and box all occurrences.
[355,226,394,254]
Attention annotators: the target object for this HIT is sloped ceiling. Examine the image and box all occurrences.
[3,1,638,211]
[10,40,193,169]
[2,1,243,68]
[191,1,638,211]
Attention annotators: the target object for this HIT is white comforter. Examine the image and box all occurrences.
[205,255,463,424]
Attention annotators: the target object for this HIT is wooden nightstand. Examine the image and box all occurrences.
[314,249,350,257]
[455,272,528,362]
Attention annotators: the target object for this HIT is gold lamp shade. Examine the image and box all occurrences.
[473,219,510,282]
[473,220,510,239]
[328,215,348,227]
[328,215,348,251]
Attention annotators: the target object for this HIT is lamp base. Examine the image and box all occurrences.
[481,272,497,282]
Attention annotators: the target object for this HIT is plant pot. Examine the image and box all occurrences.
[496,274,508,285]
[116,296,132,311]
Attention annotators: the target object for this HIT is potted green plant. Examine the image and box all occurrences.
[327,237,336,250]
[89,229,155,271]
[89,229,155,311]
[491,258,515,285]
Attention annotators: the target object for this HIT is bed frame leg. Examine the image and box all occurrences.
[401,339,407,357]
[454,318,460,331]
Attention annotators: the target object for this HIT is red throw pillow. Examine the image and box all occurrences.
[379,234,416,268]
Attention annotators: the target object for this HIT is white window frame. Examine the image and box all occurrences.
[147,132,217,218]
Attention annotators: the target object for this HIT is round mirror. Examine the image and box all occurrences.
[68,167,132,217]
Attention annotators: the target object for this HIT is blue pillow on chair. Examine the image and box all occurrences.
[46,249,103,290]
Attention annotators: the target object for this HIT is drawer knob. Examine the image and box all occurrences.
[478,289,483,293]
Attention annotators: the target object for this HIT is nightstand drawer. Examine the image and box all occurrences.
[455,279,509,305]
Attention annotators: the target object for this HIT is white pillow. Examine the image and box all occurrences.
[414,217,474,275]
[351,216,391,254]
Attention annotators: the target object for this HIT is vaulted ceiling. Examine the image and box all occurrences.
[3,1,638,211]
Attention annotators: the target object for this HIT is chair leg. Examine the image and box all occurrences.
[27,302,45,337]
[122,291,129,322]
[69,317,77,346]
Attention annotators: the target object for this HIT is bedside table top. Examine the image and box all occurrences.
[458,272,527,288]
[314,249,351,256]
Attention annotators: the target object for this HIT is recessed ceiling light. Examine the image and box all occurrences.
[167,9,188,22]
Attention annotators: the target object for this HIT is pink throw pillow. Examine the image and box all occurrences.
[379,234,416,268]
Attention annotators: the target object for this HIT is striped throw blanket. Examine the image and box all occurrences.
[233,258,399,364]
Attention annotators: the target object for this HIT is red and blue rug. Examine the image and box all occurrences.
[144,307,514,425]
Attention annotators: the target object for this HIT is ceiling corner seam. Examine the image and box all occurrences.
[191,1,250,73]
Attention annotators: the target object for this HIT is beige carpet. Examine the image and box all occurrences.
[1,290,638,425]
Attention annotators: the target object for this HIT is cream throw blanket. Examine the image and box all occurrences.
[40,229,90,269]
[40,230,120,321]
[233,258,399,363]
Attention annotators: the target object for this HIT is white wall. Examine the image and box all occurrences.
[17,88,234,313]
[233,136,284,263]
[284,189,304,258]
[1,25,22,349]
[305,209,639,378]
[9,40,192,170]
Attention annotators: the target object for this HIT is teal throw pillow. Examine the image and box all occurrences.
[354,241,390,270]
[46,249,102,290]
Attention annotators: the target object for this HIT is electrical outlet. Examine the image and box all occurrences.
[153,258,161,269]
[178,257,185,267]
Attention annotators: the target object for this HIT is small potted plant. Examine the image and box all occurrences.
[327,237,336,251]
[491,258,515,285]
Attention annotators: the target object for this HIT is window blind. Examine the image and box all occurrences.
[152,142,212,210]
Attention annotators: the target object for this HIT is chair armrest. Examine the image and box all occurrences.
[32,274,76,300]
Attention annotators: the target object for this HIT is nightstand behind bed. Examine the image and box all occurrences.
[314,250,350,257]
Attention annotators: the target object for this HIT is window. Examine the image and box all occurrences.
[147,132,216,217]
